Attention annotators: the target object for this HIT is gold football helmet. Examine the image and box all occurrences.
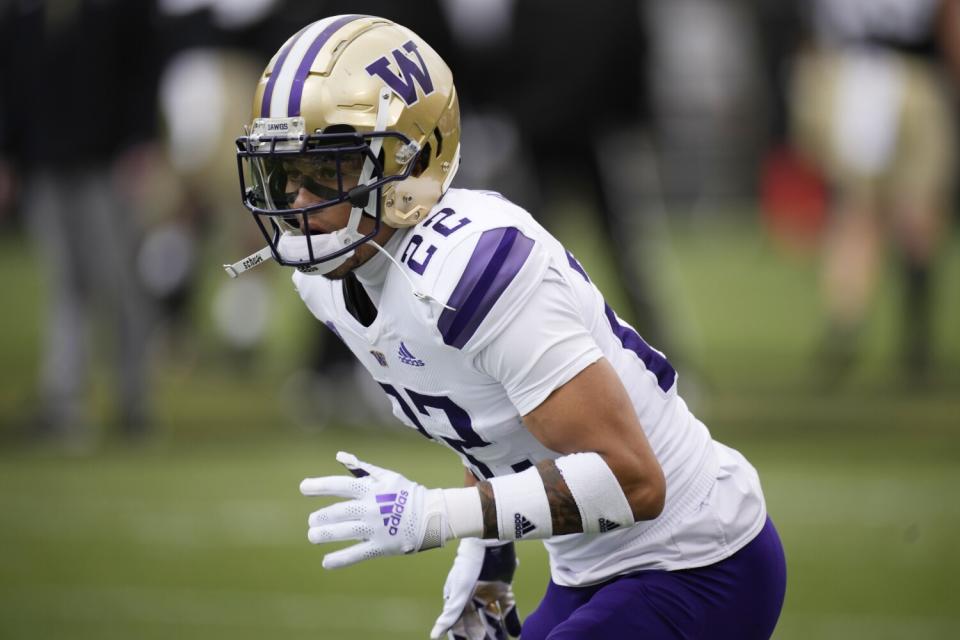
[232,15,461,274]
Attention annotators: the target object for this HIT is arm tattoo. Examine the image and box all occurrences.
[536,460,583,535]
[477,480,499,539]
[477,461,585,539]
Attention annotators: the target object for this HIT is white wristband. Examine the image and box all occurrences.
[555,452,634,534]
[440,487,484,539]
[488,466,553,540]
[432,454,634,544]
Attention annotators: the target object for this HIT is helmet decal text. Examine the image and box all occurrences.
[365,40,435,106]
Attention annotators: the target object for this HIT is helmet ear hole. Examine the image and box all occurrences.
[412,142,431,177]
[433,127,443,157]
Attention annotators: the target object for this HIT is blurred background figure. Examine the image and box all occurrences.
[788,0,960,380]
[521,0,670,350]
[151,0,284,368]
[646,0,766,214]
[0,0,161,445]
[494,0,669,350]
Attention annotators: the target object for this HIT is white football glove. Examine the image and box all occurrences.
[300,451,451,569]
[430,538,522,640]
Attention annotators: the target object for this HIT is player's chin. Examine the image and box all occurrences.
[321,266,350,280]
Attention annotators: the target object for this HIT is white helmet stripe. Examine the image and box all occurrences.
[259,23,308,118]
[264,15,361,118]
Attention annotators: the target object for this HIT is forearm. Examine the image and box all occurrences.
[453,450,658,542]
[300,449,657,569]
[366,450,660,546]
[476,461,581,537]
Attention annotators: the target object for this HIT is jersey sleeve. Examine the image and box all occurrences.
[473,266,603,416]
[432,225,551,353]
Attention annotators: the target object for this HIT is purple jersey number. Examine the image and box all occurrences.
[567,250,676,392]
[379,384,494,479]
[423,207,471,236]
[399,234,436,275]
[400,207,472,275]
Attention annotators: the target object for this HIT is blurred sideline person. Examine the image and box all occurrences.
[507,1,667,351]
[149,1,290,367]
[435,0,670,357]
[227,16,786,638]
[791,0,960,378]
[0,0,159,442]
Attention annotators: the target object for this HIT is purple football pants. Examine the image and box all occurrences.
[521,517,786,639]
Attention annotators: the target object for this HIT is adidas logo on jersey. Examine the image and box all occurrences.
[598,518,621,533]
[514,513,536,538]
[376,490,409,535]
[398,342,425,366]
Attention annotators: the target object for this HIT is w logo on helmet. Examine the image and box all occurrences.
[365,40,435,106]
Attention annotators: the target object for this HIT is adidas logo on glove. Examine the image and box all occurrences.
[377,490,409,535]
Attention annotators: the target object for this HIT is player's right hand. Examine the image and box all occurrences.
[300,451,450,569]
[430,538,522,640]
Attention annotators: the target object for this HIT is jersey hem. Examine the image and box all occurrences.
[546,441,720,587]
[549,507,769,590]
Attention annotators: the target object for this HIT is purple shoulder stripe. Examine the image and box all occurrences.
[439,227,535,349]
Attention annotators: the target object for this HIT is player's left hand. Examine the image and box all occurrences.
[430,538,522,640]
[300,451,448,569]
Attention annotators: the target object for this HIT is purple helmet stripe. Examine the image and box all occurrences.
[439,227,535,349]
[287,14,364,116]
[260,24,310,117]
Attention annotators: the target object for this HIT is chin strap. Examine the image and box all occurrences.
[223,246,273,278]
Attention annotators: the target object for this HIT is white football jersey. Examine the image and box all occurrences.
[292,189,767,586]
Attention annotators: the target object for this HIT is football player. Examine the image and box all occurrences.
[790,0,958,377]
[227,15,786,639]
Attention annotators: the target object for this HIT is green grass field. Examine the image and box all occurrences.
[1,217,958,639]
